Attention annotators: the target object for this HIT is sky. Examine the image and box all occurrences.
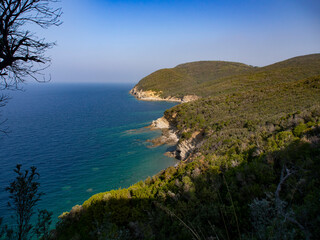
[35,0,320,83]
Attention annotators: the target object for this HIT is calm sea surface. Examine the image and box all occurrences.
[0,83,177,224]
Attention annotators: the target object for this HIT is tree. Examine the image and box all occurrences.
[0,0,62,130]
[1,164,52,240]
[0,0,62,86]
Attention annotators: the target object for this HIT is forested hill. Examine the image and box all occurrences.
[133,53,320,98]
[55,54,320,240]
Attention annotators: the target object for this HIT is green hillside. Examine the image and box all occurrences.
[135,61,254,98]
[54,54,320,240]
[194,53,320,97]
[135,54,320,98]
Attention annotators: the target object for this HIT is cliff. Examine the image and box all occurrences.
[149,116,204,161]
[129,86,199,103]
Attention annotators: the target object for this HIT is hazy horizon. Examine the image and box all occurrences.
[36,0,320,83]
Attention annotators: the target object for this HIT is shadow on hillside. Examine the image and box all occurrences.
[54,127,320,240]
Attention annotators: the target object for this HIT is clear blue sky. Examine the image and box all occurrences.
[40,0,320,83]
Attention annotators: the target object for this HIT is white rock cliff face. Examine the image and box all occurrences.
[150,117,170,129]
[148,117,179,146]
[150,117,203,161]
[174,131,204,160]
[129,87,199,103]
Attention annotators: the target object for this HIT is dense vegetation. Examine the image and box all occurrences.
[135,54,320,98]
[54,54,320,239]
[135,61,254,98]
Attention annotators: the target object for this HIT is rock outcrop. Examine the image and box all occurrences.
[130,87,202,161]
[129,87,199,103]
[150,116,170,129]
[148,117,179,147]
[149,116,204,161]
[174,131,204,160]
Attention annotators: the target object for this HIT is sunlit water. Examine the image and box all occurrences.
[0,83,177,225]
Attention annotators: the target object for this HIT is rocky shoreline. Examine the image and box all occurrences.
[148,116,204,161]
[129,86,199,103]
[129,86,202,161]
[147,117,179,147]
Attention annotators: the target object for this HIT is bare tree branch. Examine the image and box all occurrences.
[0,0,62,90]
[275,165,295,200]
[274,164,311,239]
[0,0,61,132]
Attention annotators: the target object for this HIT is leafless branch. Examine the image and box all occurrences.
[275,165,295,200]
[274,164,311,239]
[0,0,62,90]
[0,0,61,133]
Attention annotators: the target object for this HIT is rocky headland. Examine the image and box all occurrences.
[129,86,199,103]
[148,116,204,161]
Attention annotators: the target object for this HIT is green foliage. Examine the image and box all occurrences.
[181,131,192,140]
[293,123,308,137]
[247,197,298,240]
[135,60,254,98]
[135,54,320,98]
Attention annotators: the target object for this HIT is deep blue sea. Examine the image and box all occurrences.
[0,83,177,225]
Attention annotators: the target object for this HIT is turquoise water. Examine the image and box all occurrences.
[0,83,177,225]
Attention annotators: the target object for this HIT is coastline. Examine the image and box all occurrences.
[129,86,199,103]
[0,84,180,228]
[54,54,320,239]
[58,87,199,223]
[129,86,203,161]
[148,116,204,161]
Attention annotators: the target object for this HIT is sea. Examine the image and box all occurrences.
[0,83,178,225]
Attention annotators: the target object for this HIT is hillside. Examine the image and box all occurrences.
[132,53,320,98]
[133,61,254,98]
[54,54,320,240]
